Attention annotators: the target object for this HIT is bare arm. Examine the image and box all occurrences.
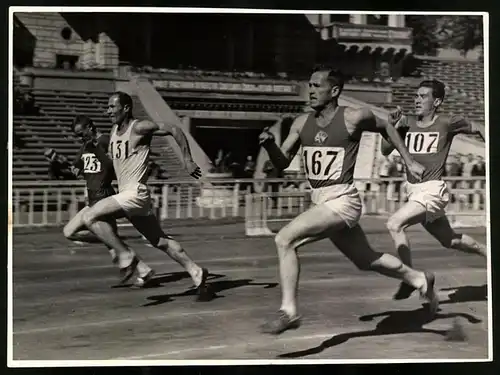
[350,107,414,166]
[70,148,84,177]
[94,134,114,170]
[261,114,306,171]
[381,117,409,156]
[135,119,195,163]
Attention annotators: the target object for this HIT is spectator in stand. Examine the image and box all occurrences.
[472,156,486,178]
[242,155,256,192]
[263,159,283,208]
[462,153,476,176]
[147,161,166,196]
[243,155,256,177]
[472,156,486,208]
[44,148,77,180]
[461,153,477,207]
[378,156,391,206]
[21,91,38,115]
[388,155,404,202]
[14,88,39,116]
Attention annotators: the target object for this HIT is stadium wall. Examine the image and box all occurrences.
[21,67,115,92]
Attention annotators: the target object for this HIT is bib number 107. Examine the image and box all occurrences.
[405,132,439,154]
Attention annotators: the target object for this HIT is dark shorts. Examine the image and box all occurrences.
[87,186,116,207]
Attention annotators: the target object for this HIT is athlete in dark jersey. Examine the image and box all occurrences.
[381,79,486,300]
[63,115,155,287]
[258,67,438,335]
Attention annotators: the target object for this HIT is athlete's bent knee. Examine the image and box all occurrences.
[63,224,74,239]
[386,217,403,233]
[357,251,383,271]
[444,233,462,249]
[82,210,96,228]
[156,236,180,252]
[274,231,294,252]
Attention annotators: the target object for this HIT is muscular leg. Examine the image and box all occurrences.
[424,215,487,258]
[64,207,117,262]
[330,225,431,290]
[261,204,342,334]
[128,214,207,289]
[262,204,437,335]
[386,201,428,267]
[386,201,428,300]
[82,196,137,270]
[272,204,346,319]
[63,206,90,241]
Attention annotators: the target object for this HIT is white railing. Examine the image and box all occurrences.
[11,177,486,228]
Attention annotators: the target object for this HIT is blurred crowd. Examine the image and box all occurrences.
[13,86,39,149]
[378,153,485,180]
[377,153,486,206]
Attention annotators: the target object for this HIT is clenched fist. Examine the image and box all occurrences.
[388,106,409,129]
[407,160,426,181]
[259,127,275,146]
[185,160,202,179]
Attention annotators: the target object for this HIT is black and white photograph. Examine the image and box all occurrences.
[8,8,490,365]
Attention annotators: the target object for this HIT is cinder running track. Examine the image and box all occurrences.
[11,218,489,362]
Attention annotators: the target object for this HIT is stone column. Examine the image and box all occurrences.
[350,14,367,25]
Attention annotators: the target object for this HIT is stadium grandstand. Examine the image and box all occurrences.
[11,11,488,362]
[13,12,485,183]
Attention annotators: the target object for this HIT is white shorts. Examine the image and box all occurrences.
[112,183,153,217]
[310,184,362,228]
[406,180,449,223]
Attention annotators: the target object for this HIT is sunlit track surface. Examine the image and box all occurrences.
[12,219,488,361]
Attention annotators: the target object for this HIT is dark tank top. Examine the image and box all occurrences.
[404,115,470,184]
[299,107,362,188]
[72,134,116,204]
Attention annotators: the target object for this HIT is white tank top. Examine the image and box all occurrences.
[109,119,150,192]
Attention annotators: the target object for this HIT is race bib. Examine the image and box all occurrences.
[405,132,440,154]
[302,146,345,181]
[82,153,102,174]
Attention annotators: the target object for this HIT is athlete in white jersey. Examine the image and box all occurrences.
[82,92,212,300]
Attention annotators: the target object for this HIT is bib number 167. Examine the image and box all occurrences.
[302,147,344,180]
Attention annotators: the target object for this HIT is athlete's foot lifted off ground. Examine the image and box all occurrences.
[258,66,438,335]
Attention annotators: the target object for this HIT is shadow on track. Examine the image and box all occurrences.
[278,304,482,359]
[143,276,277,307]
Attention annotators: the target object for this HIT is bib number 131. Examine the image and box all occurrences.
[109,140,130,160]
[302,146,345,180]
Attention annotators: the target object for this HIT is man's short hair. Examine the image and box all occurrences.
[313,65,345,91]
[72,114,95,131]
[112,91,134,112]
[419,79,446,100]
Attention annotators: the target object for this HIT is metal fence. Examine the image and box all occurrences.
[11,177,486,228]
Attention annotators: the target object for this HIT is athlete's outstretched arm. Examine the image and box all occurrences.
[135,120,195,163]
[259,114,306,170]
[381,122,409,156]
[449,116,485,140]
[449,116,485,141]
[353,108,414,164]
[380,106,409,155]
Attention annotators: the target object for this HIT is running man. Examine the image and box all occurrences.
[81,92,212,300]
[381,79,486,300]
[258,67,438,335]
[63,115,155,287]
